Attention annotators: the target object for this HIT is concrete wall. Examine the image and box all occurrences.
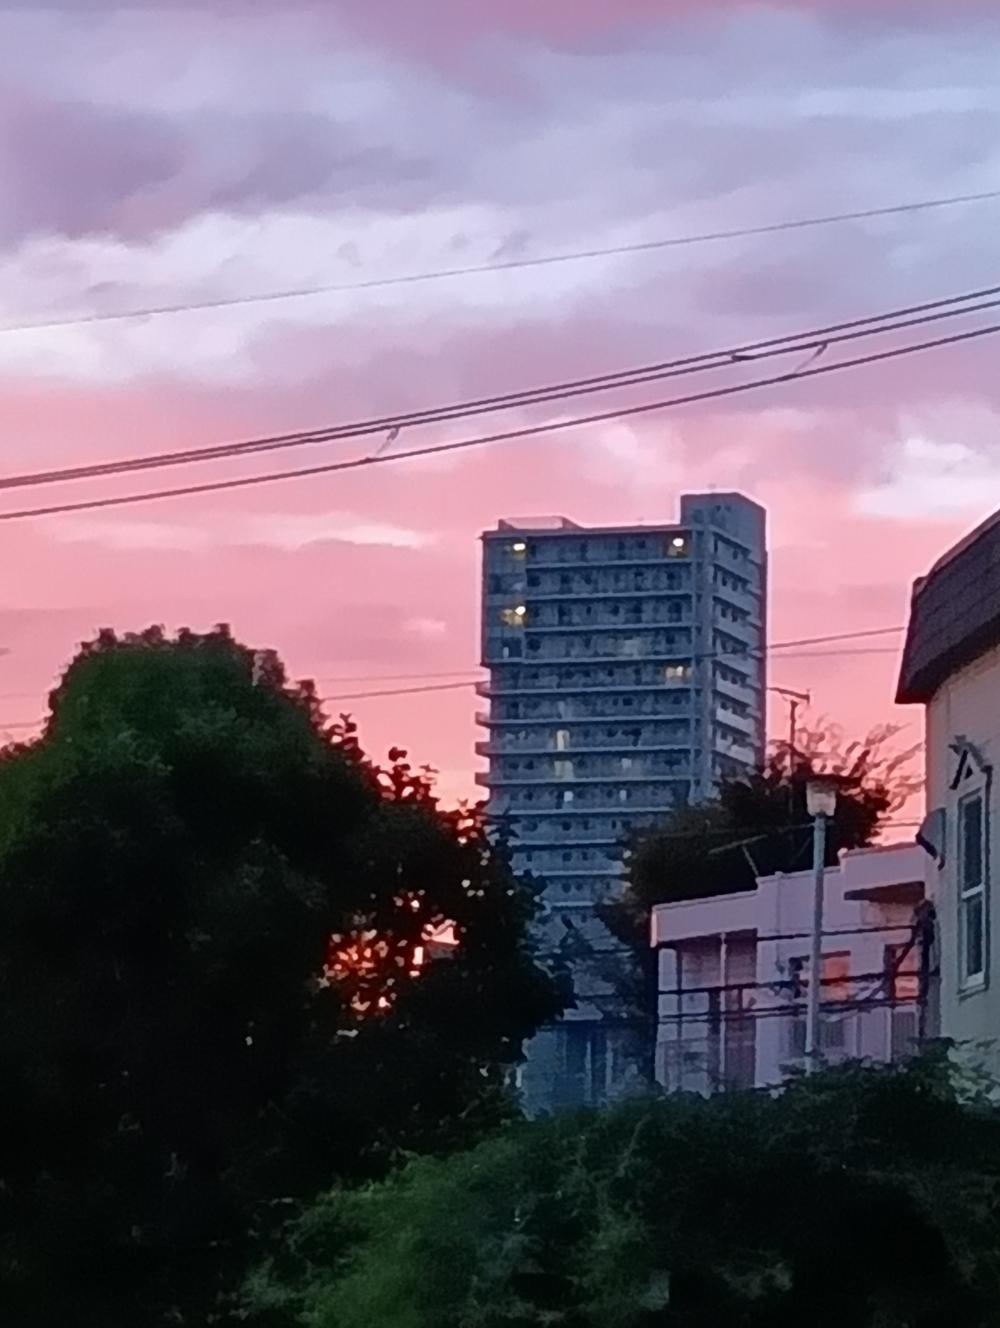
[653,845,925,1092]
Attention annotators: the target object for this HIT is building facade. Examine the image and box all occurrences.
[652,844,932,1094]
[897,508,1000,1070]
[479,493,767,1110]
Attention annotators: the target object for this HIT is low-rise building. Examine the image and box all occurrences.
[652,843,932,1094]
[897,508,1000,1064]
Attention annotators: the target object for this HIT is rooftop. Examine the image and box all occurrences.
[896,505,1000,703]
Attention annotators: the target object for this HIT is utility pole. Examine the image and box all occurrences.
[804,778,839,1068]
[769,685,810,776]
[768,685,811,831]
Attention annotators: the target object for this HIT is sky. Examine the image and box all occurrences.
[1,0,999,802]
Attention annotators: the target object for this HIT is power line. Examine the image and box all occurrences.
[3,318,998,524]
[319,645,904,701]
[3,187,997,336]
[322,679,476,703]
[770,626,903,649]
[0,629,909,721]
[5,282,999,493]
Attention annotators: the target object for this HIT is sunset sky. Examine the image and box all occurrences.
[2,0,999,802]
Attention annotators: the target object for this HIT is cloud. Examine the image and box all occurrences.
[855,435,1000,520]
[45,511,433,553]
[853,399,1000,519]
[404,616,449,638]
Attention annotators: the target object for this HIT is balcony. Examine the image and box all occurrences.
[713,710,756,738]
[479,770,691,788]
[519,865,624,879]
[521,586,691,602]
[487,803,679,820]
[477,739,692,758]
[525,618,693,635]
[713,737,757,766]
[714,676,758,707]
[482,707,694,726]
[478,680,695,698]
[713,617,760,648]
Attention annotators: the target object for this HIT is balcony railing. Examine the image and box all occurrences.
[477,739,693,757]
[477,679,695,698]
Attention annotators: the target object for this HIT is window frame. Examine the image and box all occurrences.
[958,787,988,990]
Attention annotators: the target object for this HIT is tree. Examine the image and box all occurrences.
[0,626,563,1327]
[628,722,921,913]
[244,1053,1000,1328]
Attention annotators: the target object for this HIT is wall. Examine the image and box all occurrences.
[654,845,925,1092]
[926,642,1000,1061]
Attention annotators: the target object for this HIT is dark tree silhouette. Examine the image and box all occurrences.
[0,625,562,1328]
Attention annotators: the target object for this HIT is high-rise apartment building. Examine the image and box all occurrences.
[478,493,768,1111]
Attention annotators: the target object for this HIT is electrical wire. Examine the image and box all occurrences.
[4,282,1000,493]
[3,187,997,335]
[0,628,908,724]
[3,318,998,524]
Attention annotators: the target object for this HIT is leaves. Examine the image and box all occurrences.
[251,1056,1000,1328]
[0,626,562,1327]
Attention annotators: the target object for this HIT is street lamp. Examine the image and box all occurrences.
[805,776,839,1067]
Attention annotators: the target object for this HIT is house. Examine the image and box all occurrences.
[897,508,1000,1063]
[652,843,932,1094]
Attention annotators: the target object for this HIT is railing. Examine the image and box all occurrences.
[656,971,932,1096]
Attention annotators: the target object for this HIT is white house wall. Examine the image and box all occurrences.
[926,642,1000,1058]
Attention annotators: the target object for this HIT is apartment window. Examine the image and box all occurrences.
[788,952,851,1056]
[884,943,920,1003]
[959,790,987,986]
[665,665,690,682]
[554,759,574,781]
[555,729,570,752]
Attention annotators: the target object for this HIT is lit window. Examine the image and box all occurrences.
[512,541,527,554]
[665,665,690,682]
[959,791,987,986]
[501,606,528,627]
[555,729,570,752]
[788,952,851,1002]
[667,535,688,558]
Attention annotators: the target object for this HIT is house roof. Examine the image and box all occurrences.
[896,507,1000,704]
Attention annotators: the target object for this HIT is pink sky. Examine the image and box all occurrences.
[2,0,999,803]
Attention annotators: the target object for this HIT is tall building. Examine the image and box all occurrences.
[478,492,768,1111]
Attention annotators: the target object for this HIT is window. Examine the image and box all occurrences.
[787,952,851,1058]
[884,943,920,1002]
[959,791,987,986]
[553,759,574,780]
[555,729,570,752]
[665,665,690,682]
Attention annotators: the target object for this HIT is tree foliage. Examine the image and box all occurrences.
[0,625,563,1327]
[247,1052,1000,1328]
[626,722,921,914]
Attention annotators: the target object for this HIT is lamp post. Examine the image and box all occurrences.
[805,777,839,1068]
